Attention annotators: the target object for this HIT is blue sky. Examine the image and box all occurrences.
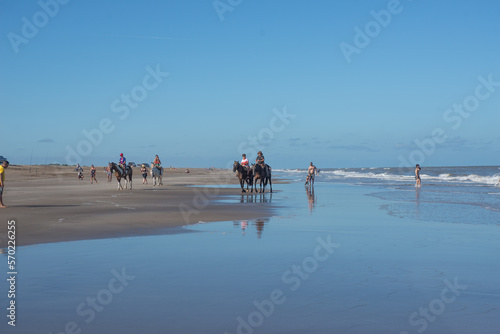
[1,0,499,168]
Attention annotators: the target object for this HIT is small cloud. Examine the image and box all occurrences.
[288,138,309,147]
[137,144,158,148]
[329,145,379,152]
[38,138,54,143]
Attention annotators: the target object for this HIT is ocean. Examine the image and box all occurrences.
[277,166,500,226]
[1,166,499,334]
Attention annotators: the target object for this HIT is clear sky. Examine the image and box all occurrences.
[1,0,499,169]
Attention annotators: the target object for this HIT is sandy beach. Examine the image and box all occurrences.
[0,165,276,247]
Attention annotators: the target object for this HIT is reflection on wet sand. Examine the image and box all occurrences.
[233,218,270,238]
[415,187,421,219]
[239,193,273,204]
[306,185,316,213]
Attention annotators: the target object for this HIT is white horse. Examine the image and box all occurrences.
[109,162,133,190]
[152,166,163,186]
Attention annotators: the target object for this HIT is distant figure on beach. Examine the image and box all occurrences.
[75,163,82,172]
[0,160,9,208]
[415,164,421,187]
[141,164,148,184]
[78,169,84,180]
[305,162,317,186]
[185,169,190,173]
[105,166,112,182]
[90,165,98,184]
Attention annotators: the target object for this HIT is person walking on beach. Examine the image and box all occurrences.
[0,160,9,208]
[415,164,421,187]
[141,164,149,184]
[305,162,317,186]
[105,166,112,182]
[90,165,98,184]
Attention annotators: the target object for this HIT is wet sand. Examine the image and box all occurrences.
[0,165,276,247]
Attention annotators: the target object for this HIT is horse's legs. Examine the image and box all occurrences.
[129,176,132,190]
[240,178,246,193]
[268,177,272,193]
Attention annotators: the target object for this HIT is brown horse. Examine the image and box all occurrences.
[252,163,272,193]
[233,161,253,193]
[109,162,133,190]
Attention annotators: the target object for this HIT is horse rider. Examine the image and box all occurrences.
[119,153,127,173]
[255,151,265,167]
[241,154,250,173]
[255,151,269,177]
[153,155,162,175]
[153,155,161,168]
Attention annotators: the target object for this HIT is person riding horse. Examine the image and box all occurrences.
[153,155,161,169]
[119,153,127,174]
[256,151,268,175]
[255,151,265,168]
[241,154,250,173]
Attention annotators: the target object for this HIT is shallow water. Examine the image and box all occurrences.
[1,181,499,334]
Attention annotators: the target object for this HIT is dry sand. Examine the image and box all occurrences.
[0,165,277,247]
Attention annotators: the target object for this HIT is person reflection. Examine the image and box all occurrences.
[241,220,248,235]
[306,185,316,213]
[415,187,421,219]
[253,218,269,238]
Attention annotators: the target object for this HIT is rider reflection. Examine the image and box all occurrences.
[233,218,270,238]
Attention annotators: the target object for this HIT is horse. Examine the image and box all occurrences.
[233,161,253,193]
[252,163,272,193]
[109,162,133,190]
[152,166,163,186]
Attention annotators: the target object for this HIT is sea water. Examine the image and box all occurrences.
[1,167,499,334]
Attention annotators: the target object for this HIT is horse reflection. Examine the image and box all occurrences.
[240,193,273,204]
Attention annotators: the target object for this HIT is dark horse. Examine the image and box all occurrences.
[252,163,272,193]
[109,162,133,190]
[233,161,253,193]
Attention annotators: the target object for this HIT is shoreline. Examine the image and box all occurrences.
[0,165,280,247]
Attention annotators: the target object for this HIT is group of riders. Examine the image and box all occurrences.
[119,153,162,184]
[240,151,265,171]
[238,151,318,187]
[83,151,317,187]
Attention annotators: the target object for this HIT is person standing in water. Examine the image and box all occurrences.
[305,162,317,186]
[415,164,421,187]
